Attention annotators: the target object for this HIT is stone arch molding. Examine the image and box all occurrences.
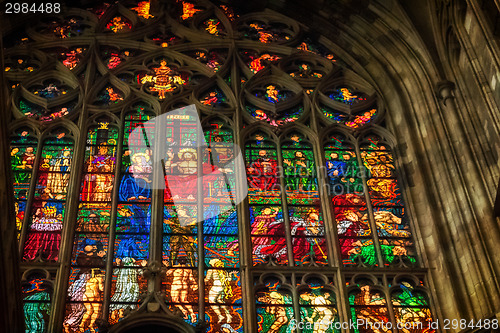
[108,313,196,333]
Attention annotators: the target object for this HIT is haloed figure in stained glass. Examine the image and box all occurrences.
[251,207,287,263]
[11,146,35,182]
[247,150,278,192]
[164,148,198,201]
[333,194,371,259]
[361,151,394,178]
[326,151,360,194]
[46,148,72,195]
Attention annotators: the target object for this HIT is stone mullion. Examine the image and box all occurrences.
[150,112,165,293]
[196,135,205,324]
[17,133,43,258]
[101,115,125,321]
[233,43,256,333]
[291,273,301,333]
[276,143,295,267]
[336,273,351,331]
[355,143,384,268]
[382,274,398,332]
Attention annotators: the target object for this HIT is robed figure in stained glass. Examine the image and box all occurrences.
[290,208,327,264]
[251,207,287,264]
[23,199,65,261]
[283,151,311,193]
[82,145,115,202]
[119,153,152,201]
[115,206,150,260]
[333,193,371,262]
[46,148,72,196]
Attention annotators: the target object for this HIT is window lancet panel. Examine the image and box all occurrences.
[325,131,417,268]
[23,129,75,262]
[64,120,119,332]
[10,128,38,240]
[22,271,53,333]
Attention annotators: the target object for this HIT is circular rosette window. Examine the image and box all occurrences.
[194,78,235,113]
[279,54,333,84]
[41,45,88,72]
[27,9,96,40]
[99,45,142,71]
[4,51,45,76]
[181,48,230,74]
[116,54,213,100]
[238,49,284,77]
[243,68,306,127]
[88,77,130,111]
[12,74,81,122]
[317,83,379,129]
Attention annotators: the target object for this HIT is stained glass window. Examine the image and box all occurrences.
[109,108,152,323]
[349,282,391,332]
[391,280,435,332]
[22,273,52,333]
[64,120,118,332]
[282,133,327,266]
[348,277,435,333]
[245,132,287,265]
[10,128,38,239]
[326,132,417,267]
[5,1,435,331]
[299,279,339,333]
[23,130,74,261]
[161,117,243,331]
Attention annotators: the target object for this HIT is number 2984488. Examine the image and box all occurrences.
[5,3,61,14]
